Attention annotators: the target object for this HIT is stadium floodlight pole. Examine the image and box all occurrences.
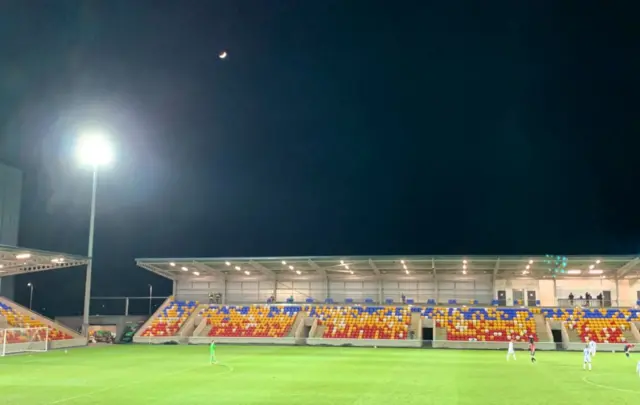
[27,282,33,310]
[76,131,113,337]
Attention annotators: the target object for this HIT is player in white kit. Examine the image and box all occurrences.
[588,339,597,357]
[583,346,592,371]
[636,360,640,376]
[507,339,516,361]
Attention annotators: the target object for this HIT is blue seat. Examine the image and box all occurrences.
[364,298,374,304]
[427,299,436,305]
[385,298,393,304]
[305,298,314,303]
[324,298,334,304]
[345,298,353,303]
[406,298,414,304]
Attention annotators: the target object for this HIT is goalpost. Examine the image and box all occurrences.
[0,327,49,356]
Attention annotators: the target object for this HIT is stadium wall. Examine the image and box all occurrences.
[0,162,22,300]
[176,274,494,304]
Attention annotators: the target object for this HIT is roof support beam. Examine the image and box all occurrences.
[368,259,380,275]
[249,260,276,278]
[493,258,501,278]
[616,257,640,278]
[192,261,225,278]
[307,259,326,277]
[138,263,175,281]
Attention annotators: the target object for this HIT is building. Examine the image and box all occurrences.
[0,162,22,299]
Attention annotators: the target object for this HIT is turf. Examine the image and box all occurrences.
[0,345,638,405]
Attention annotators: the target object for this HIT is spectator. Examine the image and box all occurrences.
[596,293,603,307]
[401,293,406,305]
[208,292,214,304]
[585,292,591,307]
[569,292,574,306]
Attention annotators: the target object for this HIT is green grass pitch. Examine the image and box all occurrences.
[0,345,638,405]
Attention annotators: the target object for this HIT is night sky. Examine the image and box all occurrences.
[0,1,638,316]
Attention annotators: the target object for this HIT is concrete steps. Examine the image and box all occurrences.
[533,314,552,342]
[409,312,422,340]
[288,312,307,338]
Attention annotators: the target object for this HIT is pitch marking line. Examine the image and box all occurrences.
[581,375,640,394]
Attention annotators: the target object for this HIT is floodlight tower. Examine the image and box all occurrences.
[76,131,114,336]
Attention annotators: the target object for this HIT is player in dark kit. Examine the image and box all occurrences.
[623,343,635,358]
[529,337,536,363]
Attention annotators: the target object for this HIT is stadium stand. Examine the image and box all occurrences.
[426,307,539,342]
[0,299,78,341]
[140,299,197,337]
[199,305,300,337]
[543,308,640,343]
[308,305,411,339]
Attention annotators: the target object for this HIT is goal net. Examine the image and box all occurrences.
[1,327,49,356]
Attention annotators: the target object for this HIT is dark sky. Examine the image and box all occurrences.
[0,1,638,315]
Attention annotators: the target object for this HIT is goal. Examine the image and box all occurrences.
[1,327,49,356]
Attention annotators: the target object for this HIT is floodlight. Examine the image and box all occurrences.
[76,131,113,167]
[244,270,250,275]
[181,266,188,271]
[225,261,231,266]
[169,262,176,267]
[193,271,200,276]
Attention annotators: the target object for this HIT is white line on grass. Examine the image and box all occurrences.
[581,375,640,394]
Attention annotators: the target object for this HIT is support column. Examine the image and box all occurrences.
[326,277,330,301]
[223,278,228,305]
[615,277,620,307]
[435,275,439,304]
[553,277,557,306]
[172,280,177,296]
[124,297,129,316]
[378,279,383,304]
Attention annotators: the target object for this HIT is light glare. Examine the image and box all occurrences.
[76,131,113,167]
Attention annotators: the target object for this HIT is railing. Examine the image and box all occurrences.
[557,298,616,308]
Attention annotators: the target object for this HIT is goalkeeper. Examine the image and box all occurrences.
[210,340,217,364]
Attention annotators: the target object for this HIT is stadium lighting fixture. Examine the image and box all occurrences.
[526,265,530,270]
[244,270,250,275]
[462,270,467,275]
[16,253,31,259]
[281,261,287,265]
[463,264,467,269]
[340,260,345,265]
[192,271,200,276]
[225,261,231,266]
[589,264,595,270]
[345,265,349,270]
[295,270,301,275]
[169,262,176,267]
[589,269,603,275]
[288,265,294,270]
[181,266,188,271]
[349,270,354,275]
[596,259,601,264]
[235,266,241,271]
[405,270,409,275]
[529,259,534,264]
[27,282,34,310]
[403,264,407,270]
[463,259,468,264]
[400,260,405,264]
[76,130,114,337]
[0,264,3,268]
[567,269,582,275]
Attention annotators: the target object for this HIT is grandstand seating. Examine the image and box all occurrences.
[425,307,538,342]
[0,302,74,341]
[308,306,410,339]
[140,300,197,337]
[542,308,640,343]
[201,305,300,337]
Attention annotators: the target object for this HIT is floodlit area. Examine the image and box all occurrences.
[1,345,638,405]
